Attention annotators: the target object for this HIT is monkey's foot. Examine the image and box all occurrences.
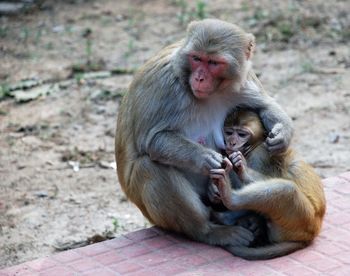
[233,213,269,247]
[206,224,254,247]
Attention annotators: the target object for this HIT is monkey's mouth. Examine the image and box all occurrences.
[193,89,212,99]
[226,149,234,156]
[226,148,240,156]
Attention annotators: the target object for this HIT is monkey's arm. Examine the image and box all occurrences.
[210,168,236,210]
[238,82,293,154]
[147,131,223,175]
[229,151,267,184]
[241,168,269,184]
[259,100,293,154]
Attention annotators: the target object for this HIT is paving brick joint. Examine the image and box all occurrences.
[1,172,350,276]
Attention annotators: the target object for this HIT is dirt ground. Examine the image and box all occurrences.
[0,0,349,268]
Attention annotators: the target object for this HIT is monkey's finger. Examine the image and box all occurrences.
[210,184,219,193]
[231,154,242,161]
[265,140,287,154]
[265,134,284,146]
[229,152,240,159]
[209,161,223,170]
[215,152,225,161]
[210,173,224,179]
[210,169,226,174]
[222,158,233,172]
[204,151,224,171]
[231,156,242,165]
[230,155,240,163]
[227,226,254,246]
[209,157,224,170]
[268,123,283,138]
[210,174,225,182]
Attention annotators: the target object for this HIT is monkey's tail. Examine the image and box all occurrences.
[223,241,308,260]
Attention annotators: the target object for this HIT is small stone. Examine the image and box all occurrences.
[68,160,80,172]
[52,25,65,33]
[329,132,340,143]
[0,3,24,15]
[34,191,48,198]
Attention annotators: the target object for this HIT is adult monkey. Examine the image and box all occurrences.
[210,109,326,259]
[115,19,293,247]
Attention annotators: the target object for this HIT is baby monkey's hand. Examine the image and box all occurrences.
[229,151,247,178]
[209,159,235,209]
[208,183,221,204]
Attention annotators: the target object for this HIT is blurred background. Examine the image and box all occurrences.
[0,0,349,268]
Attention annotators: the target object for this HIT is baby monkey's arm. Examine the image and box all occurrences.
[229,151,267,184]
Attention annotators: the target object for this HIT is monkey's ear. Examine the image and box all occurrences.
[245,33,256,60]
[187,20,200,32]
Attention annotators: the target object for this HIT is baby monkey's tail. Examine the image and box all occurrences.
[224,241,308,260]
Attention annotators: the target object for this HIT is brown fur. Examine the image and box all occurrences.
[213,110,326,259]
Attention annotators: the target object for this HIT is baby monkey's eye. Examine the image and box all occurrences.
[237,131,249,138]
[224,130,234,136]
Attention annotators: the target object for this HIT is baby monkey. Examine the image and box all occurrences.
[209,109,326,260]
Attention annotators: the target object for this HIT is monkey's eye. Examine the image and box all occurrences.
[208,60,218,66]
[237,131,249,138]
[192,55,201,62]
[224,130,234,136]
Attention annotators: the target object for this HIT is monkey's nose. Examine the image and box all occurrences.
[195,76,204,82]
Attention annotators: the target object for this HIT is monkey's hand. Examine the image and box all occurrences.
[208,183,221,204]
[229,151,246,179]
[233,213,268,247]
[210,168,234,209]
[199,149,224,175]
[265,122,291,154]
[208,158,233,204]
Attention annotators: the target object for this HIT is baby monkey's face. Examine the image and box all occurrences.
[223,126,252,155]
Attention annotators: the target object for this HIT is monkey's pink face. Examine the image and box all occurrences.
[223,127,251,155]
[188,52,229,99]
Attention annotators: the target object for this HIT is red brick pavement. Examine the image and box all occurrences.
[1,172,350,275]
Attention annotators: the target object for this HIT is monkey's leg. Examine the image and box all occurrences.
[137,157,254,247]
[222,179,314,226]
[212,210,269,246]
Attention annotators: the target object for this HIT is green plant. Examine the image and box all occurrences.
[253,9,268,21]
[111,217,119,232]
[0,83,10,100]
[301,61,315,73]
[82,28,93,64]
[0,26,8,38]
[127,7,145,29]
[195,0,207,20]
[176,0,188,24]
[35,28,42,45]
[20,27,30,42]
[85,38,92,64]
[123,38,135,59]
[241,2,249,12]
[278,22,294,41]
[74,73,84,83]
[46,42,54,50]
[175,0,207,25]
